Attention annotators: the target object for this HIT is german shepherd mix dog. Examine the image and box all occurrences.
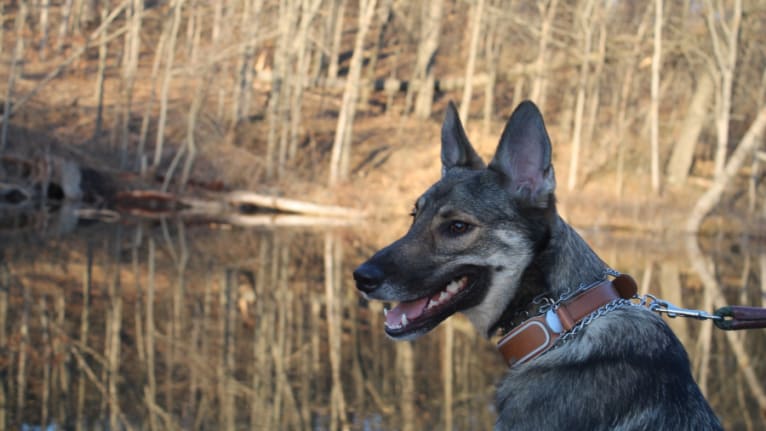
[353,101,722,430]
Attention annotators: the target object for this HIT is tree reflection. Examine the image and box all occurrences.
[0,224,763,430]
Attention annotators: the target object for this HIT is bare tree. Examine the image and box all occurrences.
[666,73,714,185]
[529,0,559,111]
[56,0,75,52]
[649,0,663,192]
[266,0,296,178]
[119,0,143,168]
[328,0,378,185]
[704,0,742,179]
[483,1,503,134]
[233,0,265,125]
[410,0,444,118]
[153,0,186,168]
[614,6,651,196]
[327,0,347,81]
[0,3,5,53]
[1,1,27,154]
[39,0,51,56]
[459,0,486,122]
[93,3,110,141]
[288,0,323,160]
[567,0,597,191]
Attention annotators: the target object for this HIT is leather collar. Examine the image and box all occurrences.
[496,274,638,367]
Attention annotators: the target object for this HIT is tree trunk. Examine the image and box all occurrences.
[483,4,501,135]
[120,0,143,168]
[582,9,607,178]
[137,13,169,172]
[666,72,714,185]
[459,0,485,122]
[288,0,323,160]
[1,1,27,154]
[327,0,347,80]
[529,0,558,111]
[38,0,51,57]
[233,0,263,125]
[614,6,651,196]
[93,4,109,142]
[704,0,742,178]
[649,0,663,192]
[363,0,393,106]
[328,0,378,185]
[153,0,185,167]
[567,0,596,191]
[0,3,5,54]
[412,0,444,119]
[266,0,295,178]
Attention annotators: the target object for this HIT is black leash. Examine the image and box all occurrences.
[712,306,766,330]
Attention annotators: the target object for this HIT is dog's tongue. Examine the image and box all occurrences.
[386,297,429,326]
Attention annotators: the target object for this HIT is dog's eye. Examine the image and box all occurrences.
[447,221,471,235]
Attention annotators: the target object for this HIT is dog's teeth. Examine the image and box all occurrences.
[385,321,400,330]
[439,291,449,301]
[401,314,408,327]
[427,300,437,309]
[447,282,459,294]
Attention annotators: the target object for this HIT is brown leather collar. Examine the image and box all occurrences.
[496,274,638,367]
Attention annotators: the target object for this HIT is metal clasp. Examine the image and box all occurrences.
[533,294,554,313]
[649,298,723,321]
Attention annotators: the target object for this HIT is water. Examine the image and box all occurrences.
[1,220,765,430]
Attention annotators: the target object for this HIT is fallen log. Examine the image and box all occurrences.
[223,214,360,227]
[222,191,365,219]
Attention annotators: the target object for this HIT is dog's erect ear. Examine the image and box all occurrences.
[441,101,486,174]
[489,100,556,206]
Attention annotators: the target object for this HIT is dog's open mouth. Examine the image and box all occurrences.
[383,276,470,338]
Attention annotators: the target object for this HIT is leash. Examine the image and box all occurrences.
[496,273,766,368]
[649,298,766,331]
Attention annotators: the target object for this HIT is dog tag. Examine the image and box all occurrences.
[545,309,563,333]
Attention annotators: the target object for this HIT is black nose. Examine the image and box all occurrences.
[353,262,384,294]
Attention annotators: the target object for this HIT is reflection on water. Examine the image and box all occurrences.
[1,222,765,430]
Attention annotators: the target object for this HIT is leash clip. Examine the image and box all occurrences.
[648,298,723,322]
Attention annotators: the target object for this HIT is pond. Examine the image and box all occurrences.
[1,218,765,430]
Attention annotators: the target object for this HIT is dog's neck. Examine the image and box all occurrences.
[491,216,607,336]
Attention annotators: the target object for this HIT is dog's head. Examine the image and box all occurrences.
[354,101,557,340]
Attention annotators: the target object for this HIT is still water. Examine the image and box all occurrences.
[1,219,765,430]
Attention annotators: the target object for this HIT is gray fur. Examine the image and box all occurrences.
[353,101,722,430]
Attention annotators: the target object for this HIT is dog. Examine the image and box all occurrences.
[353,101,722,430]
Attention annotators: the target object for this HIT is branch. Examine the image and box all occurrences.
[686,106,766,233]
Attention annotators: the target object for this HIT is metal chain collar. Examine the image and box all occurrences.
[508,266,726,347]
[553,284,724,348]
[554,298,636,346]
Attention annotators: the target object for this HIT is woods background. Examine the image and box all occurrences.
[1,0,765,230]
[2,2,766,430]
